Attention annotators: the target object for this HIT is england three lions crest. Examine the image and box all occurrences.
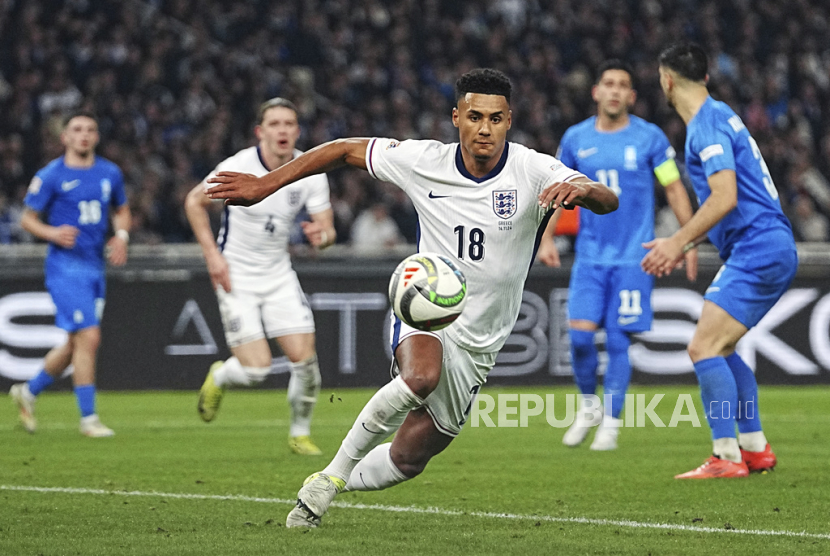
[493,190,517,219]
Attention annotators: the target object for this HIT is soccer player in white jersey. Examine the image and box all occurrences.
[206,69,618,527]
[185,98,336,456]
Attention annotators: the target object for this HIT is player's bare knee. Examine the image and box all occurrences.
[56,338,75,356]
[75,328,101,353]
[394,460,428,479]
[402,370,440,399]
[235,345,272,369]
[277,333,316,364]
[390,450,430,479]
[287,341,316,364]
[687,337,732,362]
[686,341,705,363]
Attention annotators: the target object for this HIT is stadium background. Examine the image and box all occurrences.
[0,0,829,389]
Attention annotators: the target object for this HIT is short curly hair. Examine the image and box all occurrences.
[455,68,512,104]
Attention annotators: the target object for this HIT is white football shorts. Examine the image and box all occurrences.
[216,274,315,348]
[389,315,496,437]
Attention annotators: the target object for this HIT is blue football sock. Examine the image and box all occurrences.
[27,370,55,396]
[569,329,598,396]
[603,330,632,419]
[726,352,763,434]
[74,385,96,418]
[694,357,737,440]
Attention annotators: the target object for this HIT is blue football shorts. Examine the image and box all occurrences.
[704,246,798,329]
[45,270,106,332]
[568,260,654,333]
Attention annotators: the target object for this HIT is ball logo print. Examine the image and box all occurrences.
[389,253,467,331]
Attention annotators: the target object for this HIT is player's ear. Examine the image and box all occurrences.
[660,69,672,91]
[452,107,459,128]
[254,125,263,141]
[591,84,599,103]
[704,73,710,85]
[506,109,512,130]
[629,88,637,107]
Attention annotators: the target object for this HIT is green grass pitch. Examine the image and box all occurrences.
[1,386,828,555]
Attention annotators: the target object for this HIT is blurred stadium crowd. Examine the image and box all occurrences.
[1,0,829,246]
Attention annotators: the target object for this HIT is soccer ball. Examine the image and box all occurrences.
[388,253,467,331]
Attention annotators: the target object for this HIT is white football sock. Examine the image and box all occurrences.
[739,431,768,452]
[577,394,603,426]
[600,415,623,429]
[287,355,321,438]
[212,357,248,388]
[713,437,742,463]
[322,376,423,483]
[343,443,409,492]
[241,364,271,385]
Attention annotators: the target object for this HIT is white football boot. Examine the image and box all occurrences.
[10,384,36,433]
[285,473,346,528]
[590,416,623,451]
[79,414,115,437]
[563,395,603,447]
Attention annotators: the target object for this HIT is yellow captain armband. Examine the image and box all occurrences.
[655,158,681,187]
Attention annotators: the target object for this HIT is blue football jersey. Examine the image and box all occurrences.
[558,115,676,265]
[24,156,128,272]
[685,97,794,260]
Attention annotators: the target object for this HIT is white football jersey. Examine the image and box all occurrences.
[204,147,331,294]
[367,138,585,353]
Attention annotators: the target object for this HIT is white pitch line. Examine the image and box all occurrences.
[1,484,828,541]
[0,419,289,432]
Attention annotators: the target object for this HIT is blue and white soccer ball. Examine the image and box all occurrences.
[388,253,467,331]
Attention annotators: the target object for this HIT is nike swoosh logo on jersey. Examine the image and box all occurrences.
[428,191,451,199]
[361,422,384,434]
[61,179,81,191]
[617,315,640,325]
[577,148,598,159]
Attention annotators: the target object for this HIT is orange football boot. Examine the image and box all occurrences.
[740,443,777,473]
[675,456,749,479]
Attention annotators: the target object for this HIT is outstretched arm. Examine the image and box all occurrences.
[206,138,370,206]
[538,177,618,215]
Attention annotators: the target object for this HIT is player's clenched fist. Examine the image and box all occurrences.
[51,224,79,248]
